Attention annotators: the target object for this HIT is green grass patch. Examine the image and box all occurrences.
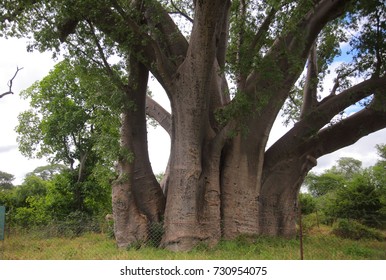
[2,230,385,260]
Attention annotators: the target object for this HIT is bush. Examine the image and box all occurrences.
[332,219,384,241]
[299,193,317,215]
[328,176,384,228]
[301,213,321,233]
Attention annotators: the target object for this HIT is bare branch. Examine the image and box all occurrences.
[170,0,193,23]
[0,67,24,99]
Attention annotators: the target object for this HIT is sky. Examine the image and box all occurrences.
[1,37,385,185]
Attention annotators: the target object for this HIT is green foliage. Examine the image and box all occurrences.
[304,171,346,197]
[3,165,112,232]
[299,193,316,215]
[13,196,51,227]
[347,0,386,78]
[332,219,384,241]
[0,170,15,190]
[300,212,322,233]
[304,150,386,229]
[331,176,383,227]
[27,164,67,181]
[329,157,363,180]
[155,172,165,183]
[14,175,49,208]
[375,143,386,160]
[11,59,117,231]
[16,59,121,167]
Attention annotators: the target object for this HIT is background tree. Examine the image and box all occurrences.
[15,59,119,214]
[370,144,386,226]
[304,151,386,228]
[305,171,346,197]
[0,170,15,190]
[299,193,317,215]
[26,164,67,181]
[329,157,363,180]
[2,0,386,251]
[330,174,383,227]
[12,174,51,227]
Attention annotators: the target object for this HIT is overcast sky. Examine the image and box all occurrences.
[1,37,385,185]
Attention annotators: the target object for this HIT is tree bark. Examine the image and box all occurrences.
[260,154,317,236]
[112,58,165,248]
[159,0,230,251]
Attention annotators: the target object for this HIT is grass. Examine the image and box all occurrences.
[2,226,385,260]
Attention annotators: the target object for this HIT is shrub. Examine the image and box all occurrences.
[301,213,321,233]
[299,193,317,215]
[332,219,384,241]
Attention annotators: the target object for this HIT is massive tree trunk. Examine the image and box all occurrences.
[259,154,316,236]
[112,58,165,248]
[160,1,231,251]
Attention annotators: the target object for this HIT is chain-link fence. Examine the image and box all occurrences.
[1,211,384,260]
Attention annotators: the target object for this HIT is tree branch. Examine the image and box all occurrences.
[328,66,358,97]
[145,95,172,136]
[170,0,193,23]
[216,0,231,70]
[300,42,318,119]
[308,106,386,159]
[144,0,189,68]
[85,20,126,91]
[248,6,277,54]
[247,0,350,92]
[264,75,386,169]
[0,67,23,99]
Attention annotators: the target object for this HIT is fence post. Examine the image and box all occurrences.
[0,206,5,259]
[298,201,304,260]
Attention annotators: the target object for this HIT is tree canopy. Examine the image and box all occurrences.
[0,170,15,190]
[1,0,385,251]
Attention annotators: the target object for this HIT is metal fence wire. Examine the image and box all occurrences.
[1,209,384,260]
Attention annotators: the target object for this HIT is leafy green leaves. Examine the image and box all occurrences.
[304,150,386,228]
[16,59,121,167]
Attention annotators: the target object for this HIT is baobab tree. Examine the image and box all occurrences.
[1,0,385,251]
